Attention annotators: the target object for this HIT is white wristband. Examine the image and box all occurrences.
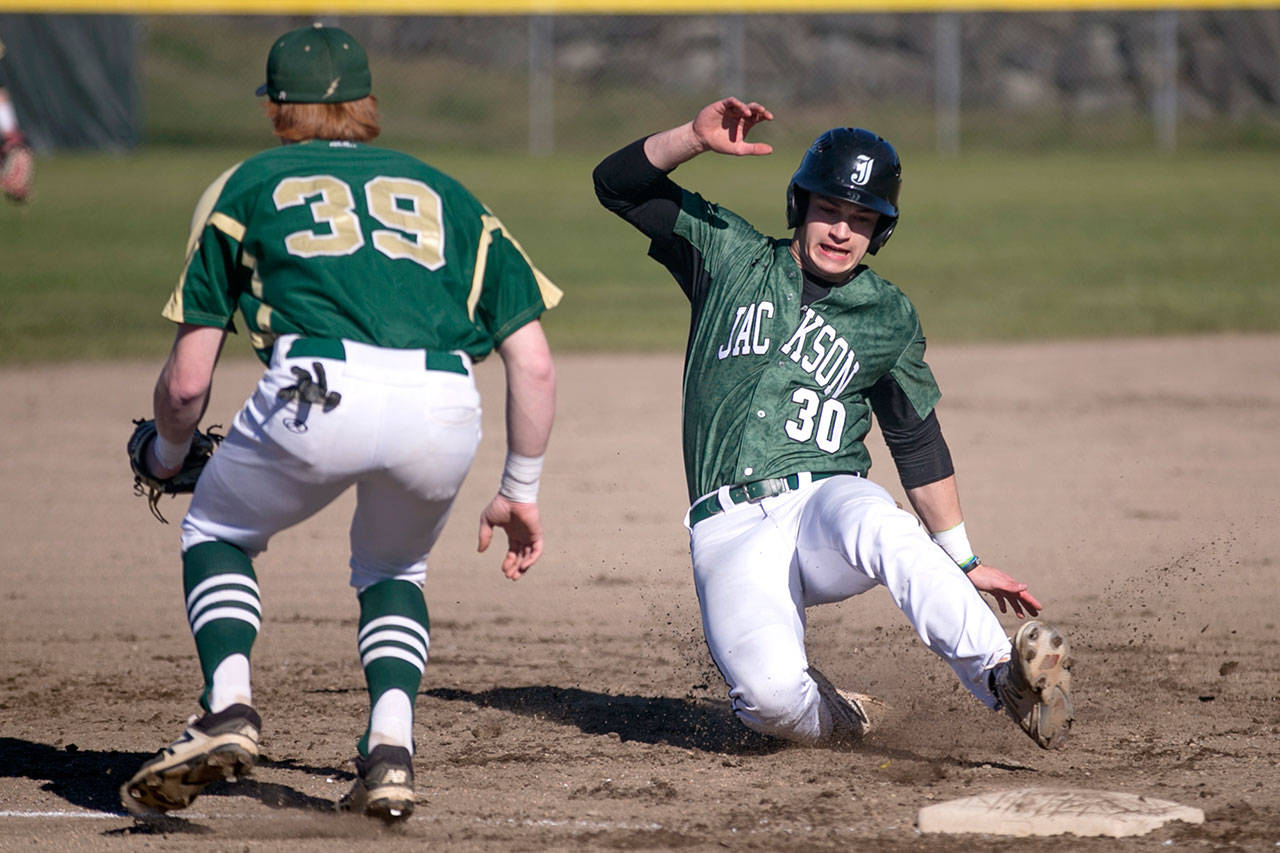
[153,432,193,470]
[931,521,976,565]
[499,451,543,503]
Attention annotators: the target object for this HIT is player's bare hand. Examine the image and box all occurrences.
[693,97,774,157]
[478,494,543,580]
[966,562,1042,619]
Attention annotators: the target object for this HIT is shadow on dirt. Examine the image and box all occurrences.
[0,737,338,819]
[0,738,151,814]
[423,685,783,755]
[421,686,1046,772]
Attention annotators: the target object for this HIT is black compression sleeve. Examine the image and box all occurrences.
[868,375,955,489]
[593,135,705,298]
[592,136,682,240]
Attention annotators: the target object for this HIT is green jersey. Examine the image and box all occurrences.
[165,140,561,362]
[672,191,940,502]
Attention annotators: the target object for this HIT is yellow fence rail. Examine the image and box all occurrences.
[1,0,1276,13]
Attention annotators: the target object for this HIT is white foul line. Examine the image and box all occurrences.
[0,810,131,819]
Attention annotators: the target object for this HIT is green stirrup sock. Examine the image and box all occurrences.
[183,541,261,712]
[356,579,429,756]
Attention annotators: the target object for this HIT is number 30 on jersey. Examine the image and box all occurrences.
[785,388,847,453]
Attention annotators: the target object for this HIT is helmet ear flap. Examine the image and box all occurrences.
[867,217,896,255]
[786,185,807,229]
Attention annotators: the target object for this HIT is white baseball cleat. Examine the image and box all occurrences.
[994,620,1074,750]
[121,703,260,816]
[808,665,872,742]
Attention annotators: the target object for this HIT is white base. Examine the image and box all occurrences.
[917,788,1205,838]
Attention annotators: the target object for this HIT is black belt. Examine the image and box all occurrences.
[688,471,847,527]
[286,338,467,376]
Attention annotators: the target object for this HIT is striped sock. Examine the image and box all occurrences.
[356,579,429,756]
[183,541,261,713]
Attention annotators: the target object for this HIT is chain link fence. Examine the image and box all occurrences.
[7,12,1278,153]
[268,10,1280,154]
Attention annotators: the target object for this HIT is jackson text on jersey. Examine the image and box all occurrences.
[716,300,861,399]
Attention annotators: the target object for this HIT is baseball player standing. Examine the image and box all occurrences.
[122,25,560,822]
[593,97,1073,749]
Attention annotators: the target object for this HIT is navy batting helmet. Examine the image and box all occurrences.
[786,128,901,254]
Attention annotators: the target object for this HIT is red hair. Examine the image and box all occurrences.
[265,95,381,143]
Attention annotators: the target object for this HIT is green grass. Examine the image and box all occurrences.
[876,151,1280,340]
[2,15,1277,364]
[3,145,1277,364]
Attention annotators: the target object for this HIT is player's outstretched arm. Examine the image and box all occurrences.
[643,97,774,171]
[905,474,1041,618]
[966,563,1042,619]
[478,320,556,580]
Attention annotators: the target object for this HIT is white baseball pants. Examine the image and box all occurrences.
[686,474,1011,743]
[182,335,482,591]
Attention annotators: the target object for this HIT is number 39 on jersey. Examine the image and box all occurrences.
[274,175,445,269]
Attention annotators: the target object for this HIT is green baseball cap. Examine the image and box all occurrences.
[255,24,371,103]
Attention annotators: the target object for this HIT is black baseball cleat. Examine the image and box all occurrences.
[338,744,416,823]
[993,620,1074,750]
[121,703,261,816]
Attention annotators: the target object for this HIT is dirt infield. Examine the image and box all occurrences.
[2,337,1278,850]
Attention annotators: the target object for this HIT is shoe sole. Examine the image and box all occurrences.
[366,785,416,823]
[340,781,416,824]
[1012,621,1074,750]
[121,740,257,816]
[808,665,872,740]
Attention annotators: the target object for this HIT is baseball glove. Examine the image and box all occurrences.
[0,137,34,203]
[127,418,223,523]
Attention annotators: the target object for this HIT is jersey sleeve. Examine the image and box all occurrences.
[469,211,562,345]
[594,140,772,306]
[887,327,942,419]
[868,375,955,488]
[162,163,249,330]
[669,192,773,305]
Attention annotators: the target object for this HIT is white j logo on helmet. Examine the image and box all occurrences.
[850,155,874,186]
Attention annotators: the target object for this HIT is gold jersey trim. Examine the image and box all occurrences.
[209,211,246,243]
[468,212,562,323]
[166,162,246,323]
[246,301,277,354]
[185,162,243,256]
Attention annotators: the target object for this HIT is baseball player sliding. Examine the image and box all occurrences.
[121,25,560,822]
[594,97,1073,749]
